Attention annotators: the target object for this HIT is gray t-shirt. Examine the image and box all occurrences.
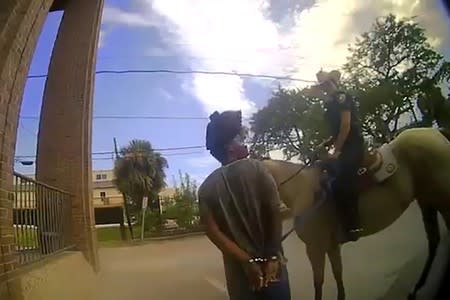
[198,158,280,258]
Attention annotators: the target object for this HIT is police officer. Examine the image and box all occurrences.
[315,70,364,242]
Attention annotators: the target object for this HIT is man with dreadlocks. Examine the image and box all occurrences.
[198,110,291,300]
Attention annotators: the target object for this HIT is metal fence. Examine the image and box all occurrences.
[13,172,75,265]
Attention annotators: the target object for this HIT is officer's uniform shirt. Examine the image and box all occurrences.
[324,91,363,149]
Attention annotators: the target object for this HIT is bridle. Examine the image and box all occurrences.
[275,154,320,241]
[259,146,326,242]
[278,163,310,187]
[277,150,321,187]
[278,162,311,242]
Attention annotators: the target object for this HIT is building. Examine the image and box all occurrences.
[92,170,178,225]
[15,170,177,224]
[92,170,177,210]
[92,170,123,208]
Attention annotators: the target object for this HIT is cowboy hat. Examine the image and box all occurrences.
[316,70,341,85]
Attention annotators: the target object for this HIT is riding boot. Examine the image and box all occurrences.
[333,167,363,242]
[337,141,365,242]
[338,190,361,242]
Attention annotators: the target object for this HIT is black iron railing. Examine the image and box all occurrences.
[13,172,75,265]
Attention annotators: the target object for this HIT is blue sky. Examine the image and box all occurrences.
[14,0,450,186]
[16,10,221,185]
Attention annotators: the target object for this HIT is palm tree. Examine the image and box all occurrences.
[113,139,168,239]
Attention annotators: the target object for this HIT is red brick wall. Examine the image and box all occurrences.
[0,0,54,285]
[35,0,103,271]
[1,0,103,289]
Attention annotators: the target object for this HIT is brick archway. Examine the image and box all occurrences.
[0,0,103,282]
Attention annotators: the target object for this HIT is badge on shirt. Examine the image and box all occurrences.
[337,94,346,104]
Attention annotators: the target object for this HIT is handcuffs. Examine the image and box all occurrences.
[247,255,279,265]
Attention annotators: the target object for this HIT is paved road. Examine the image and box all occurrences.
[95,203,446,300]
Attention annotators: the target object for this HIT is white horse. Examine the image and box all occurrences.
[263,127,450,300]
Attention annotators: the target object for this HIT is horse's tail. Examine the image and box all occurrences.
[439,128,450,142]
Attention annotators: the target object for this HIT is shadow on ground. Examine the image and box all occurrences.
[378,250,425,300]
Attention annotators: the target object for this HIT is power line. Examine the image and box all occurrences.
[98,54,307,64]
[15,150,206,162]
[20,115,210,121]
[20,114,253,121]
[92,145,206,155]
[15,122,208,161]
[94,150,205,159]
[15,123,206,156]
[14,146,206,159]
[27,69,316,83]
[162,151,206,156]
[95,54,341,69]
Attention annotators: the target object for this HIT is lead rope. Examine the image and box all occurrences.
[278,161,312,242]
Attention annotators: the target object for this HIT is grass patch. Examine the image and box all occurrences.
[97,227,125,242]
[96,225,204,244]
[14,226,38,248]
[96,225,145,242]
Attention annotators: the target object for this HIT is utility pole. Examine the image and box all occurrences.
[114,137,134,240]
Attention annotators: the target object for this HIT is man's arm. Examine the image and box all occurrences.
[259,165,282,257]
[198,189,251,263]
[199,192,265,291]
[333,94,352,153]
[202,211,251,263]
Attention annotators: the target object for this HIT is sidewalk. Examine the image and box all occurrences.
[98,230,205,247]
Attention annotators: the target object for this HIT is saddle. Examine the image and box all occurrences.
[290,143,398,243]
[357,142,398,189]
[319,142,398,192]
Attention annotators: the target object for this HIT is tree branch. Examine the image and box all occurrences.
[293,126,302,144]
[392,109,400,132]
[387,54,409,78]
[359,63,386,78]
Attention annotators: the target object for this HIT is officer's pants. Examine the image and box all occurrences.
[333,141,364,230]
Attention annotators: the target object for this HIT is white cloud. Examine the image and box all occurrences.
[186,154,220,169]
[157,88,174,101]
[101,0,449,118]
[146,0,296,118]
[102,6,158,27]
[147,47,172,57]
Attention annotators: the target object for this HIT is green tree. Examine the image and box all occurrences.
[251,14,450,157]
[142,210,161,233]
[250,86,329,162]
[113,139,168,234]
[164,171,199,229]
[343,14,450,143]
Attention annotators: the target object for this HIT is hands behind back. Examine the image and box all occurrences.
[244,261,264,291]
[244,258,282,291]
[262,260,281,287]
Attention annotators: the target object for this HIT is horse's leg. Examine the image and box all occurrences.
[327,243,345,300]
[409,205,440,299]
[441,209,450,230]
[306,244,326,300]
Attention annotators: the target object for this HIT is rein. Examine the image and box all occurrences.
[278,162,310,187]
[277,160,313,242]
[277,148,323,187]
